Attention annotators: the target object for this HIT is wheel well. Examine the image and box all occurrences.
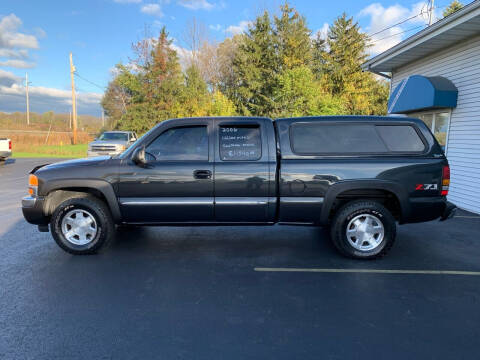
[329,189,402,222]
[44,188,108,216]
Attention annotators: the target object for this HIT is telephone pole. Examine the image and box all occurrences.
[69,52,78,144]
[428,0,435,26]
[25,73,30,126]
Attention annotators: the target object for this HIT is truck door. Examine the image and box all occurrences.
[213,118,276,223]
[117,119,214,223]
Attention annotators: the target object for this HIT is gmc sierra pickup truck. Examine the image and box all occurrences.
[22,116,456,259]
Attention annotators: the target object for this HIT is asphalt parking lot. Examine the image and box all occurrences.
[1,158,480,359]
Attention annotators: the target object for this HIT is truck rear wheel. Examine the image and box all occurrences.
[330,200,396,259]
[50,196,114,255]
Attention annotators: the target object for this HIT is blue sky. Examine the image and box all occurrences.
[0,0,453,116]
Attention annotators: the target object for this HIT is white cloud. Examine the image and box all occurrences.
[313,22,329,40]
[0,14,39,49]
[0,79,103,115]
[209,24,222,31]
[226,20,251,35]
[0,59,35,68]
[0,69,21,87]
[0,48,28,59]
[0,14,42,69]
[170,43,193,69]
[178,0,214,10]
[359,2,436,55]
[141,3,164,17]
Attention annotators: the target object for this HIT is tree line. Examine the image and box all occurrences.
[102,3,389,133]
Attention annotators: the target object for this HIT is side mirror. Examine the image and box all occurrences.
[132,146,146,166]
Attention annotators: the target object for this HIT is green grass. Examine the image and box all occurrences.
[13,144,88,158]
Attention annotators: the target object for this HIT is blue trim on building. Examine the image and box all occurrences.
[388,75,458,114]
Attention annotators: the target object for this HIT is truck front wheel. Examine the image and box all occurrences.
[50,196,114,255]
[330,200,396,259]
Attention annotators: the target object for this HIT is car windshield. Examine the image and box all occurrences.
[98,132,128,141]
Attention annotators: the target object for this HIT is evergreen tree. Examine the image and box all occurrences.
[320,13,387,115]
[231,12,278,116]
[443,0,463,17]
[311,30,328,80]
[274,2,312,69]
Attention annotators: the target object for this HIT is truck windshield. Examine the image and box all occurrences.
[99,132,128,141]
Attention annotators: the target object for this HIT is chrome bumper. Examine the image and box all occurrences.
[22,196,37,208]
[87,151,121,157]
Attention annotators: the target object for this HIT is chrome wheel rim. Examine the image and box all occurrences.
[61,209,97,246]
[346,214,385,251]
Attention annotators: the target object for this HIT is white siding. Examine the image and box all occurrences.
[391,34,480,214]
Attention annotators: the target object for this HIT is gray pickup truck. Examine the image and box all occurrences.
[22,116,456,259]
[87,131,137,157]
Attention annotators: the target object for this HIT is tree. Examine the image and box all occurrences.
[443,0,463,17]
[274,2,312,69]
[273,66,344,117]
[230,11,279,116]
[318,13,388,115]
[216,36,241,95]
[311,30,328,80]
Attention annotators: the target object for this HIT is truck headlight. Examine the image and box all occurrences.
[118,145,126,151]
[28,174,38,196]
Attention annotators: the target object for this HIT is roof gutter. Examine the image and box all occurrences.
[365,68,391,79]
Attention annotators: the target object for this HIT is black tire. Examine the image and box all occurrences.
[50,196,114,255]
[330,200,396,259]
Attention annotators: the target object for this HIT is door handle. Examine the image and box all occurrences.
[193,170,212,179]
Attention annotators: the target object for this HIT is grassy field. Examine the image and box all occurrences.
[13,144,88,158]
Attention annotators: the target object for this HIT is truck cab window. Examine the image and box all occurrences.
[147,126,208,161]
[219,125,261,161]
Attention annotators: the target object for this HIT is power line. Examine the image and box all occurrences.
[369,24,425,43]
[74,72,105,90]
[368,10,427,37]
[367,1,452,44]
[366,0,452,38]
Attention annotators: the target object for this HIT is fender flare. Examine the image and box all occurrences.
[41,179,121,223]
[320,180,410,225]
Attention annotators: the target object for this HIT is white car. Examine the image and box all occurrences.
[0,138,11,162]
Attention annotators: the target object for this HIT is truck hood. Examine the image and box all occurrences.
[40,156,111,171]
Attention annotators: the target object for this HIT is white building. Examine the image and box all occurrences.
[363,1,480,214]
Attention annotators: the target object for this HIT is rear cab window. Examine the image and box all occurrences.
[219,125,262,161]
[290,122,426,155]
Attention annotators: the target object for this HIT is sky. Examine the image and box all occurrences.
[0,0,453,116]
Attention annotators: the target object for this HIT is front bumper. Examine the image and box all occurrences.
[22,196,49,225]
[87,150,121,157]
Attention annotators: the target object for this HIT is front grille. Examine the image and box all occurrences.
[91,145,117,152]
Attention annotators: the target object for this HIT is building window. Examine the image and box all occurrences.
[412,111,450,150]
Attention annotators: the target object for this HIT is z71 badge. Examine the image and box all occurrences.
[415,183,438,190]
